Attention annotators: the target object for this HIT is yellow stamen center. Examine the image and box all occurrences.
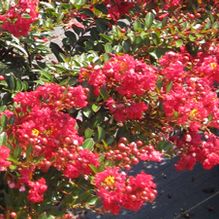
[210,62,217,70]
[104,176,115,187]
[189,109,198,118]
[32,128,40,137]
[44,129,52,135]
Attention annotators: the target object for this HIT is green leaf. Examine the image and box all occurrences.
[100,33,112,42]
[152,32,160,45]
[145,12,154,29]
[87,196,99,206]
[166,81,173,93]
[94,3,108,14]
[133,20,142,31]
[64,31,77,44]
[0,132,6,145]
[0,80,7,87]
[7,75,16,91]
[13,146,22,159]
[82,138,95,151]
[189,34,196,42]
[15,79,22,91]
[39,213,55,219]
[39,70,53,82]
[0,114,7,129]
[149,48,169,60]
[89,164,98,174]
[26,145,32,159]
[92,104,101,113]
[8,157,20,165]
[22,13,31,19]
[96,18,108,32]
[50,42,64,62]
[99,87,109,100]
[157,141,173,152]
[83,107,92,118]
[106,136,114,145]
[97,126,105,141]
[173,111,179,119]
[123,40,131,52]
[9,165,17,171]
[104,43,112,53]
[85,128,94,138]
[175,39,183,48]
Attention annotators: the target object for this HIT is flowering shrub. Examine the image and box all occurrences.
[0,0,218,218]
[0,82,162,217]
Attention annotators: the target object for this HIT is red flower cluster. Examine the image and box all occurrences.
[162,77,219,130]
[103,0,143,21]
[171,131,219,170]
[105,138,162,170]
[80,54,157,122]
[81,54,157,98]
[164,0,182,9]
[193,45,219,84]
[61,148,99,179]
[102,54,157,97]
[159,46,219,170]
[0,0,39,37]
[160,48,219,131]
[122,172,157,211]
[159,45,219,84]
[14,83,88,111]
[106,98,148,122]
[94,167,157,214]
[3,83,100,203]
[158,51,190,81]
[0,146,11,171]
[11,106,83,156]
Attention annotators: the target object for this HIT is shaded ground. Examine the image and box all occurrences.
[87,159,219,219]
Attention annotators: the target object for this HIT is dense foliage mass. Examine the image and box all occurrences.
[0,0,218,218]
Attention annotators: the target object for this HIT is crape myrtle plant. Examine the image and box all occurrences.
[0,0,219,218]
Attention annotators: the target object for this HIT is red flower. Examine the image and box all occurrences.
[172,131,219,171]
[63,149,99,179]
[11,106,83,158]
[18,167,35,185]
[175,154,197,171]
[0,0,39,37]
[94,168,158,214]
[94,167,126,214]
[103,55,157,97]
[105,141,162,169]
[106,98,148,122]
[14,83,88,111]
[27,178,47,203]
[164,0,182,9]
[82,55,157,98]
[104,0,136,21]
[88,68,106,96]
[63,164,80,179]
[162,77,219,129]
[122,172,157,211]
[0,146,11,171]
